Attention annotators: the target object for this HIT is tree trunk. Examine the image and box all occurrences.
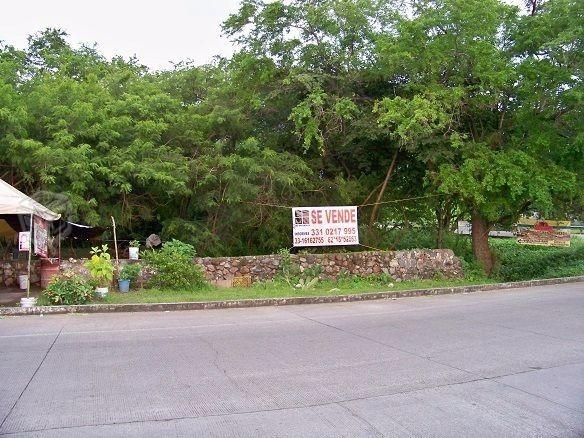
[436,214,445,248]
[435,198,452,249]
[369,148,399,226]
[471,210,494,275]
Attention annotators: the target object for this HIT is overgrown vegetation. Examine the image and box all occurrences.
[277,248,298,286]
[1,0,581,275]
[142,239,206,290]
[491,239,584,282]
[43,273,94,305]
[119,263,141,282]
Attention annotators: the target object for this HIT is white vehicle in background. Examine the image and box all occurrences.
[455,221,514,238]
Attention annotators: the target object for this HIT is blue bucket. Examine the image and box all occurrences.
[118,279,131,293]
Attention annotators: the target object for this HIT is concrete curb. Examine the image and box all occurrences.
[1,276,583,317]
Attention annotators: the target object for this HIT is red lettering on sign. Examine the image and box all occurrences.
[311,210,323,224]
[324,209,355,224]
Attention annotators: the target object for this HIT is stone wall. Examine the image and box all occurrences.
[1,249,462,288]
[1,260,40,287]
[195,249,462,283]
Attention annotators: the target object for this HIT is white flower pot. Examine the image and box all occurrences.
[95,287,109,298]
[18,275,29,290]
[20,297,37,308]
[129,247,139,260]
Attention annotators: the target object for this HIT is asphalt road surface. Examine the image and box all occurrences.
[1,282,583,437]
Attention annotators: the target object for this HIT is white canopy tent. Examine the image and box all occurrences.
[0,179,60,221]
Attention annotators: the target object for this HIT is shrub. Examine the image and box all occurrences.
[460,258,489,282]
[293,264,324,290]
[142,239,206,290]
[119,263,141,281]
[84,244,114,286]
[294,277,319,290]
[43,274,94,305]
[277,248,300,286]
[492,238,584,281]
[303,264,323,279]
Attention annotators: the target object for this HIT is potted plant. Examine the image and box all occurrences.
[129,240,140,260]
[84,244,114,298]
[118,263,141,293]
[19,272,36,308]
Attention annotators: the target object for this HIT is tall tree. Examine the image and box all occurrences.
[375,0,580,273]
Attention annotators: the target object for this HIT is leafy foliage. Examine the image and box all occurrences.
[294,277,320,290]
[492,239,584,282]
[84,244,114,286]
[372,0,582,271]
[277,248,298,286]
[295,263,324,290]
[43,273,94,305]
[142,239,206,290]
[119,263,141,281]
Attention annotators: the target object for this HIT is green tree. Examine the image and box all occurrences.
[375,0,580,273]
[223,0,414,227]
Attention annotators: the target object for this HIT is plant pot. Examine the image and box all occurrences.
[118,279,130,293]
[18,275,29,290]
[20,297,37,308]
[129,247,139,260]
[95,286,109,298]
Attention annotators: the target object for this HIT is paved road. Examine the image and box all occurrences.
[1,283,583,437]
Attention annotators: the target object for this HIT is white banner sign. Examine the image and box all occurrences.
[292,206,359,247]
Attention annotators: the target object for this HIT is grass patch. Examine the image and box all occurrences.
[100,276,496,305]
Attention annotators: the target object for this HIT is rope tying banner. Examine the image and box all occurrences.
[244,193,442,210]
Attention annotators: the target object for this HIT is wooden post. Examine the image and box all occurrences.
[58,223,61,262]
[26,213,33,298]
[111,216,120,275]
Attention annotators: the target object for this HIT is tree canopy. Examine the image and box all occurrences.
[1,0,581,272]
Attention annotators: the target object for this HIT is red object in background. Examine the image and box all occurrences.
[533,221,554,232]
[40,258,60,289]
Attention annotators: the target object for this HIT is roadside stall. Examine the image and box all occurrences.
[0,179,61,306]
